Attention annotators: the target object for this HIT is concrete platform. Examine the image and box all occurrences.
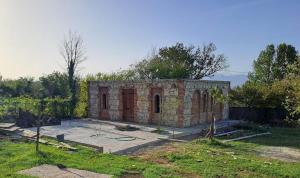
[24,119,240,154]
[18,164,112,178]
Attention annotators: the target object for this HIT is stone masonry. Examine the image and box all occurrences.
[88,79,230,128]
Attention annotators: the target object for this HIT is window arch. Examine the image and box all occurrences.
[191,90,201,125]
[154,94,160,113]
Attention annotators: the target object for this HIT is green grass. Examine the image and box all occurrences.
[158,139,300,178]
[0,126,300,178]
[0,139,180,178]
[138,126,300,178]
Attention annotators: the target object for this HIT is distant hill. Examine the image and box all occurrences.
[204,74,248,87]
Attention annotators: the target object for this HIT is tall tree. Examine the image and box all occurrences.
[273,44,298,80]
[248,45,275,84]
[249,43,298,83]
[287,56,300,77]
[60,31,86,118]
[133,43,227,79]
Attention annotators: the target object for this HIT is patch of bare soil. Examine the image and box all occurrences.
[133,142,179,164]
[121,171,144,178]
[257,146,300,162]
[132,143,201,178]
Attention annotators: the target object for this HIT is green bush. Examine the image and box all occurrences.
[0,96,71,120]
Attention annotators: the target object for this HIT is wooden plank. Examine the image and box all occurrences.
[215,130,242,137]
[223,132,271,142]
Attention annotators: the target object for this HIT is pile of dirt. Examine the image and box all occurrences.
[115,125,139,131]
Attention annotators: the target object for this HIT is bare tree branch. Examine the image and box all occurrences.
[60,30,86,117]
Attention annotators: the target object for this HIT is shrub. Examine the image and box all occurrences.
[0,96,71,121]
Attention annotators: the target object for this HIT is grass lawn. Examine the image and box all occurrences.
[0,125,300,178]
[135,126,300,178]
[0,138,183,178]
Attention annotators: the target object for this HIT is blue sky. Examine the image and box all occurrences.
[0,0,299,83]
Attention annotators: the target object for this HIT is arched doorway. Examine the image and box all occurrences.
[191,90,201,126]
[200,90,209,123]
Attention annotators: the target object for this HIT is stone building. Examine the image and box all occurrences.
[88,79,230,128]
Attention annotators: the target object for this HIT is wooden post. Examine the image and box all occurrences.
[36,99,45,153]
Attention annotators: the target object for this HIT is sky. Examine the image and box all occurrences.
[0,0,299,85]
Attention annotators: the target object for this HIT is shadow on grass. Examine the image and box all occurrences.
[234,127,300,149]
[195,138,234,149]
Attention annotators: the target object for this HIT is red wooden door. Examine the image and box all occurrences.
[122,89,134,122]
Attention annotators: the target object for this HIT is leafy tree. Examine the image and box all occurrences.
[208,87,227,139]
[60,31,86,118]
[248,45,275,84]
[287,56,300,77]
[0,77,41,98]
[75,75,96,118]
[95,70,136,81]
[229,81,286,108]
[273,44,298,80]
[249,43,298,83]
[39,71,70,98]
[133,43,227,79]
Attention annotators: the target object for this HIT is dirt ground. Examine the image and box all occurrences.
[257,146,300,162]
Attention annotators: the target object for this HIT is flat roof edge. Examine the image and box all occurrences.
[88,79,230,84]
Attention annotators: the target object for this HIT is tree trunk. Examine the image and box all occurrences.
[36,119,40,152]
[209,114,215,139]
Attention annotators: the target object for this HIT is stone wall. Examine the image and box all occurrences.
[88,79,230,128]
[183,80,230,127]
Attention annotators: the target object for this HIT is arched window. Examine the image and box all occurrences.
[102,94,107,109]
[154,94,160,113]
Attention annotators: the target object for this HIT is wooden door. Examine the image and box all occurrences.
[99,87,109,120]
[122,89,135,122]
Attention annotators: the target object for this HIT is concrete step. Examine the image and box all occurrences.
[0,123,16,128]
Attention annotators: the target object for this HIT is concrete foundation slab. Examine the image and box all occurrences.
[24,118,240,154]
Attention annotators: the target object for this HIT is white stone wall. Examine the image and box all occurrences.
[135,83,150,124]
[88,82,99,118]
